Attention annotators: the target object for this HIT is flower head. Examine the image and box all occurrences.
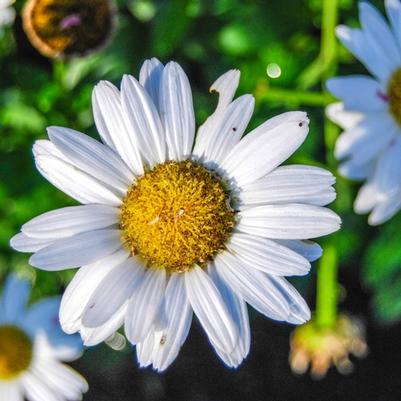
[0,275,87,399]
[327,0,401,225]
[22,0,115,58]
[11,58,340,371]
[289,314,368,379]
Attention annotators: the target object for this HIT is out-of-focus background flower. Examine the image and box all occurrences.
[1,0,401,400]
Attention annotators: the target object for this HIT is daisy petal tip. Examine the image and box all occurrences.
[150,56,162,63]
[333,213,342,230]
[60,321,78,335]
[93,80,110,93]
[367,213,384,226]
[325,78,336,93]
[335,24,350,39]
[9,232,21,250]
[358,1,374,15]
[28,254,41,269]
[121,74,133,86]
[46,126,62,141]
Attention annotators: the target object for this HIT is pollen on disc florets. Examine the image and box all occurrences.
[0,326,33,380]
[120,160,235,273]
[22,0,115,58]
[388,68,401,126]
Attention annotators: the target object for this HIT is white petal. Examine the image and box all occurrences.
[227,232,311,276]
[148,274,193,371]
[196,94,255,167]
[269,276,311,324]
[125,268,166,344]
[139,57,164,110]
[121,74,166,166]
[354,181,379,214]
[326,102,364,130]
[159,61,195,161]
[359,1,401,68]
[0,380,23,401]
[335,25,394,82]
[386,0,401,50]
[338,158,375,180]
[193,69,240,157]
[334,113,397,163]
[373,138,401,196]
[10,232,54,253]
[209,264,250,368]
[221,112,309,186]
[239,165,336,207]
[82,257,145,328]
[22,205,118,240]
[21,371,61,401]
[210,69,241,111]
[1,275,30,323]
[48,126,134,192]
[29,229,123,270]
[326,76,387,112]
[31,359,88,400]
[274,240,323,262]
[214,252,290,321]
[81,303,127,346]
[369,187,401,225]
[238,204,341,240]
[34,140,122,206]
[185,265,238,353]
[136,328,160,368]
[60,249,129,334]
[92,81,144,175]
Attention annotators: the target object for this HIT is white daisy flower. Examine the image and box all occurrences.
[326,0,401,225]
[0,0,15,29]
[11,58,340,371]
[0,275,88,401]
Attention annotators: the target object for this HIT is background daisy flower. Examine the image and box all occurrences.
[11,58,340,371]
[0,275,88,401]
[22,0,116,58]
[327,0,401,225]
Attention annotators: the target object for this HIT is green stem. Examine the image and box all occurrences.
[315,244,338,329]
[298,0,339,89]
[255,85,335,107]
[314,0,341,329]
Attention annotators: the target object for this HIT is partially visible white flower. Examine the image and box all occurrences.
[0,0,15,29]
[0,275,88,401]
[327,0,401,225]
[11,58,340,371]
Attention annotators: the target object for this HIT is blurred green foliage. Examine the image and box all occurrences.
[0,0,398,327]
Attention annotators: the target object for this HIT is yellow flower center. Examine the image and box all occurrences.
[388,68,401,126]
[22,0,114,58]
[0,326,33,381]
[120,161,235,273]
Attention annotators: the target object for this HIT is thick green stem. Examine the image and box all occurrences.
[315,244,338,329]
[314,0,340,329]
